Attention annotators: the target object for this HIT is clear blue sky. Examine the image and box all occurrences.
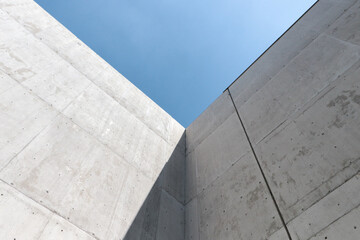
[35,0,316,127]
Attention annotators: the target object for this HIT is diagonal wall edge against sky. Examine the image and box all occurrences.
[34,0,316,127]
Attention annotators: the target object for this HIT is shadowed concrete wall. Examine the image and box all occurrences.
[0,0,185,239]
[185,0,360,239]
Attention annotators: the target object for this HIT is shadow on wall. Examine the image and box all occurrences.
[123,132,186,240]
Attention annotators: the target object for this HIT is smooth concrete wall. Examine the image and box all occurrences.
[0,0,185,239]
[186,0,360,239]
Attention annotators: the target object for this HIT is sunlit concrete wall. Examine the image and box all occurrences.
[185,0,360,239]
[0,0,185,239]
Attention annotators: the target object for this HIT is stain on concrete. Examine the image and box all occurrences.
[246,184,265,209]
[327,90,360,129]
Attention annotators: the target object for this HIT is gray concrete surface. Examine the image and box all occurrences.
[186,0,360,239]
[1,0,360,239]
[0,0,185,239]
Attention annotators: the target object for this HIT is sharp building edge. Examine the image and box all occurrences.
[1,0,360,240]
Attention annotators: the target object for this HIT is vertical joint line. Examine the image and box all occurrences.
[227,89,292,240]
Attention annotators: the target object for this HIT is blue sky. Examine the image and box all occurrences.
[35,0,316,127]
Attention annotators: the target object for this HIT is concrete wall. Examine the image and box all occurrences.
[0,0,185,239]
[2,0,360,239]
[185,0,360,239]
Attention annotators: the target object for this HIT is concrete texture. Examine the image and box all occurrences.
[187,0,360,239]
[0,0,185,239]
[1,0,360,239]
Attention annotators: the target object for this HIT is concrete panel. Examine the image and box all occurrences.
[254,60,360,223]
[38,215,96,240]
[327,1,360,46]
[238,34,360,144]
[0,0,185,146]
[0,181,94,240]
[0,9,59,83]
[0,2,186,239]
[185,151,198,203]
[185,198,199,240]
[287,173,360,240]
[197,153,283,240]
[156,190,185,240]
[103,169,156,240]
[123,147,185,239]
[0,115,154,239]
[0,0,29,7]
[21,59,91,111]
[229,0,357,107]
[268,228,289,240]
[308,206,360,240]
[193,112,251,194]
[123,182,162,240]
[0,74,57,169]
[0,70,16,94]
[63,84,172,180]
[89,65,185,148]
[0,9,91,111]
[186,92,234,155]
[159,137,186,203]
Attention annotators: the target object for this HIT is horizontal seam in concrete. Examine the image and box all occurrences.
[161,187,184,206]
[186,108,236,156]
[184,149,252,205]
[35,216,52,239]
[225,0,357,111]
[161,188,185,208]
[0,178,99,240]
[1,69,158,182]
[230,29,320,118]
[157,188,185,239]
[305,202,360,240]
[224,0,320,92]
[0,78,110,238]
[64,114,158,180]
[0,7,181,147]
[104,168,130,239]
[0,112,60,173]
[286,167,360,224]
[252,43,360,147]
[228,88,293,240]
[325,32,360,49]
[253,86,335,148]
[286,158,360,211]
[254,119,288,146]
